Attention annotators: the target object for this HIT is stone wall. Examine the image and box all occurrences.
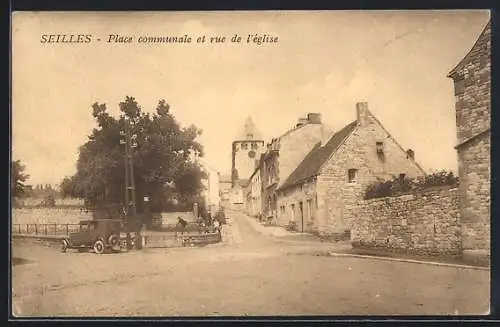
[151,212,196,226]
[458,134,490,253]
[315,104,425,236]
[351,187,461,257]
[12,208,197,227]
[15,197,85,207]
[12,208,93,224]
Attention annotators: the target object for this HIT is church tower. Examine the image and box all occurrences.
[231,116,265,187]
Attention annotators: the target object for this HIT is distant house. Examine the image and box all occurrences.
[275,102,425,237]
[447,19,490,263]
[218,174,232,208]
[244,166,263,217]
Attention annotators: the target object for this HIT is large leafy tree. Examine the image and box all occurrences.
[62,96,207,215]
[11,160,30,198]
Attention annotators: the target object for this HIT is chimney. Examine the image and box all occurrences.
[356,102,369,126]
[406,149,415,160]
[307,113,322,124]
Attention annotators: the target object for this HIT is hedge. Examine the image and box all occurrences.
[364,170,458,200]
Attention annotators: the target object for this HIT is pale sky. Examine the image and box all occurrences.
[12,10,490,185]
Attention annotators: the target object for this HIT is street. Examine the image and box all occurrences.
[12,211,490,317]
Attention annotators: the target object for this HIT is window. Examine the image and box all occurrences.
[348,169,358,183]
[399,173,406,180]
[376,142,385,161]
[376,141,384,153]
[290,204,295,221]
[247,133,254,139]
[241,143,248,150]
[251,142,258,149]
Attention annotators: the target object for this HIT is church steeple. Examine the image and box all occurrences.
[231,116,265,187]
[238,116,263,141]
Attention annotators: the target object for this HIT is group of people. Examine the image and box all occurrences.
[199,211,224,234]
[175,209,226,236]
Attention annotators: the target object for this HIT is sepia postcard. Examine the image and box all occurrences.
[10,10,491,318]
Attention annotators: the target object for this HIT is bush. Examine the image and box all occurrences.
[364,170,458,200]
[285,221,298,232]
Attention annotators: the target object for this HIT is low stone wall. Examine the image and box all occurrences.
[351,186,461,257]
[151,212,196,226]
[12,208,93,225]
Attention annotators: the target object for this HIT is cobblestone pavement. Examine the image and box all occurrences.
[11,211,490,317]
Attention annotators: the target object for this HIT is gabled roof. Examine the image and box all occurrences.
[448,19,491,79]
[278,121,358,190]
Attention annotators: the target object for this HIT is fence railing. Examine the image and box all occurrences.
[12,223,221,237]
[13,223,223,247]
[12,223,82,237]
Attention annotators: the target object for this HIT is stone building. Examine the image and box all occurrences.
[447,19,490,264]
[244,164,263,217]
[275,102,425,236]
[259,113,327,221]
[231,116,265,187]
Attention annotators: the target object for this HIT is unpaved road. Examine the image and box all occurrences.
[11,211,490,317]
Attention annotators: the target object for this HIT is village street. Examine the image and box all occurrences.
[12,211,489,317]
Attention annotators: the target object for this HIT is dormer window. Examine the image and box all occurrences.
[348,169,358,183]
[376,141,385,161]
[247,133,254,139]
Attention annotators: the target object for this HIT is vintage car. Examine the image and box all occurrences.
[61,219,125,254]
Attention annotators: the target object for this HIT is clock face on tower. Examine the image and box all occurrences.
[248,150,256,158]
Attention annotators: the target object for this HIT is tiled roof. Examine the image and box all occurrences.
[278,121,358,190]
[448,19,490,78]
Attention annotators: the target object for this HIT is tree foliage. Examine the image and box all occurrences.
[61,97,207,214]
[11,160,30,199]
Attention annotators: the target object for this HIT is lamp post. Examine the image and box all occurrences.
[120,117,138,249]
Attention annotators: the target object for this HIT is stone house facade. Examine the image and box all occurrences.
[259,113,326,221]
[447,19,491,263]
[244,164,263,217]
[276,102,426,236]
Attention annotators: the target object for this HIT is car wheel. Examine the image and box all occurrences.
[108,234,119,247]
[93,239,105,254]
[61,239,68,253]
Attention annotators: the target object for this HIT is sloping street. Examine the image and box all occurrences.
[12,210,489,317]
